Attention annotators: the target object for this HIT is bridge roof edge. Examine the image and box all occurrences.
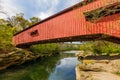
[13,0,96,36]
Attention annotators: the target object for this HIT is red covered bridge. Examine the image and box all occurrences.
[13,0,120,47]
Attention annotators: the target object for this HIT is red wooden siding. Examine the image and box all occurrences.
[13,0,120,47]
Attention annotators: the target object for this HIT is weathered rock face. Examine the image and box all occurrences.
[76,55,120,80]
[0,48,40,70]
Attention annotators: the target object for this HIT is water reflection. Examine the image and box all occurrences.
[49,57,78,80]
[0,52,78,80]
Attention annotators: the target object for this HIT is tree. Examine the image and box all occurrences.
[7,14,41,33]
[0,12,42,53]
[29,17,40,26]
[7,13,30,32]
[0,24,14,52]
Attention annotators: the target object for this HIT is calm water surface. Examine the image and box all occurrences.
[0,51,79,80]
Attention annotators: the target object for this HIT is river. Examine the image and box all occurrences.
[0,51,79,80]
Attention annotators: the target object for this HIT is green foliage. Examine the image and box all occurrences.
[7,13,30,32]
[0,13,41,53]
[7,13,40,33]
[116,71,120,75]
[61,44,80,51]
[30,43,60,56]
[0,24,14,52]
[29,17,40,26]
[79,41,120,55]
[30,43,81,56]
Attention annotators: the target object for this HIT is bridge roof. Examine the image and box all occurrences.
[14,0,96,36]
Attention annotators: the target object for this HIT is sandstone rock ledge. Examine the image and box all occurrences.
[76,55,120,80]
[0,48,40,70]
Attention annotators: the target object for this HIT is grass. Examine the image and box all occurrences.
[116,71,120,75]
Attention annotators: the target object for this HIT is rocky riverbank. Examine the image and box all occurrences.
[0,48,40,70]
[76,55,120,80]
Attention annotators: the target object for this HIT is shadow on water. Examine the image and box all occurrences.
[0,52,78,80]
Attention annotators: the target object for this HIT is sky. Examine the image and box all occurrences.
[0,0,82,20]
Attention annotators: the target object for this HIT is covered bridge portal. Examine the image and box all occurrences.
[13,0,120,47]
